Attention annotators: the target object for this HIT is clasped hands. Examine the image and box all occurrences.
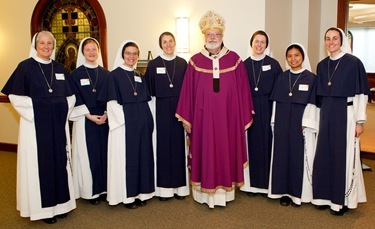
[85,113,107,125]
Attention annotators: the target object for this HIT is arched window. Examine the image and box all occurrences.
[31,0,108,70]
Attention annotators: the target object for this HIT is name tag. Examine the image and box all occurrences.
[157,67,166,74]
[55,73,65,80]
[299,84,309,91]
[262,65,271,71]
[80,78,90,86]
[134,76,142,83]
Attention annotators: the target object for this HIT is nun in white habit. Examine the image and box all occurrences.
[69,37,109,204]
[312,27,368,216]
[241,31,283,196]
[268,43,318,206]
[1,31,76,224]
[100,40,155,209]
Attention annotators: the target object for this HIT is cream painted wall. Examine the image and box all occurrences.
[99,0,265,68]
[0,0,338,144]
[265,0,337,72]
[319,0,339,61]
[291,0,309,48]
[308,0,323,73]
[0,0,38,88]
[0,0,38,144]
[0,103,19,144]
[265,0,292,70]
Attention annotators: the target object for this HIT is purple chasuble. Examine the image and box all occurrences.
[176,47,254,192]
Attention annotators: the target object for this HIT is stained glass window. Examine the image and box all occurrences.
[32,0,103,73]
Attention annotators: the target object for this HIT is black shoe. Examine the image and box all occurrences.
[89,197,101,205]
[280,197,291,206]
[330,209,345,216]
[174,194,185,200]
[291,202,300,207]
[100,194,107,202]
[43,217,57,224]
[158,197,171,201]
[315,205,330,210]
[135,199,147,207]
[124,202,138,209]
[247,192,258,197]
[56,213,67,218]
[331,206,349,216]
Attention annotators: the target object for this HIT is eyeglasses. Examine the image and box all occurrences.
[124,52,139,57]
[205,33,222,38]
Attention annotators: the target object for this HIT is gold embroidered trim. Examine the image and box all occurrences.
[243,160,249,169]
[245,119,253,130]
[190,181,245,193]
[175,113,191,128]
[189,58,241,74]
[175,113,192,158]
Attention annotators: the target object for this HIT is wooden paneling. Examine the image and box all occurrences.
[0,95,9,103]
[337,0,348,31]
[367,73,375,88]
[362,151,375,160]
[0,143,17,153]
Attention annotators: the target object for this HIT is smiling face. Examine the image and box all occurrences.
[325,29,342,57]
[35,32,54,61]
[83,40,99,65]
[251,34,267,57]
[286,47,303,71]
[204,29,223,53]
[123,45,139,68]
[161,34,175,57]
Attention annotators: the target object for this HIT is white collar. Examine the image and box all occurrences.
[119,65,134,71]
[290,68,305,74]
[161,54,176,61]
[32,56,52,64]
[330,52,345,61]
[250,54,266,61]
[84,63,99,68]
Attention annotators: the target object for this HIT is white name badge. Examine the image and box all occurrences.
[134,76,142,83]
[262,65,271,71]
[80,78,90,86]
[299,84,309,91]
[55,73,65,80]
[157,67,166,74]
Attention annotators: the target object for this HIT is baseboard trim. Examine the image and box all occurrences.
[0,143,17,152]
[361,151,375,160]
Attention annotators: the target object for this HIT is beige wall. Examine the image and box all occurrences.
[265,0,292,69]
[0,0,338,144]
[0,1,38,88]
[265,0,338,72]
[0,103,19,144]
[100,0,266,68]
[0,0,37,144]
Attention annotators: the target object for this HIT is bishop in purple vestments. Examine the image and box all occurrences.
[176,11,254,208]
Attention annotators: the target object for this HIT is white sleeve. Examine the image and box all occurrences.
[107,100,125,130]
[302,103,320,132]
[66,95,76,117]
[69,104,90,121]
[8,94,34,122]
[353,94,367,123]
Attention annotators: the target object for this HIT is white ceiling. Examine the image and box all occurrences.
[348,0,375,28]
